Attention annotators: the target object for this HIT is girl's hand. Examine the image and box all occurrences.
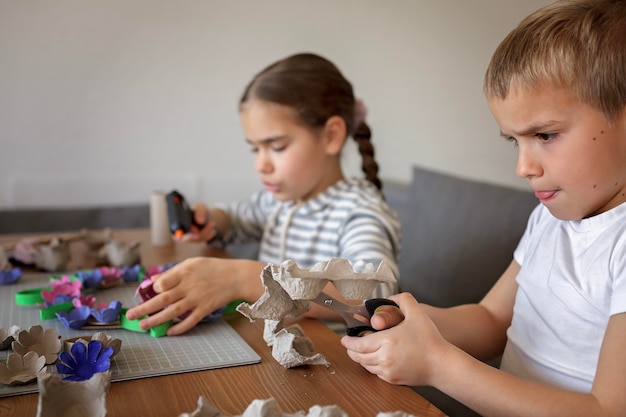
[125,257,241,335]
[340,292,449,386]
[179,203,219,242]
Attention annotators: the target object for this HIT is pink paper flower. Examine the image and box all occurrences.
[41,276,82,304]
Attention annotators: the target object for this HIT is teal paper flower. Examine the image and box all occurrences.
[56,340,113,381]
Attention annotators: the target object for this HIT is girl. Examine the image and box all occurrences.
[126,53,401,336]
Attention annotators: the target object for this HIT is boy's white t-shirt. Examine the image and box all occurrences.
[501,202,626,392]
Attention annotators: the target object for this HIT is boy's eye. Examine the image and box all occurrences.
[535,132,556,142]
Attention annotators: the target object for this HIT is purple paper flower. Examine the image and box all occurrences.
[121,264,143,282]
[76,269,104,289]
[56,306,91,329]
[0,268,21,285]
[56,340,113,381]
[90,301,122,323]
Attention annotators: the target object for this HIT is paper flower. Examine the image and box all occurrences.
[12,325,61,365]
[56,340,113,381]
[97,267,123,287]
[0,325,20,350]
[0,268,22,285]
[0,351,46,385]
[56,306,91,330]
[76,269,104,289]
[41,276,82,304]
[90,301,122,324]
[64,331,122,358]
[135,278,158,302]
[121,264,143,282]
[72,294,97,309]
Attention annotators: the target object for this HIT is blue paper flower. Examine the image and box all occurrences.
[121,265,143,282]
[56,340,113,381]
[90,301,122,323]
[0,268,21,285]
[56,306,91,329]
[76,269,104,289]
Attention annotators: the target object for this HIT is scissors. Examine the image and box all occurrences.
[311,291,399,336]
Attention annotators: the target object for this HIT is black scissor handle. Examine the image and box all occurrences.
[346,298,400,337]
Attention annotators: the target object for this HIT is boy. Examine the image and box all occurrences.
[341,0,626,415]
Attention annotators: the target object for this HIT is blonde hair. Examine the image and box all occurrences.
[484,0,626,122]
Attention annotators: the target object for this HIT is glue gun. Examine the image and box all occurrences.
[165,190,204,238]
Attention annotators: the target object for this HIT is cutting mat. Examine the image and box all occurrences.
[0,272,261,397]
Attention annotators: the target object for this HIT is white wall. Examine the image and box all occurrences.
[0,0,550,209]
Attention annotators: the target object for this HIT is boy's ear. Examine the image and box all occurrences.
[323,115,347,155]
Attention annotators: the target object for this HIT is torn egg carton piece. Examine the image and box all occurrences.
[178,397,420,417]
[276,258,395,300]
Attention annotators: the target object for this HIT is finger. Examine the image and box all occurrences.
[152,269,181,293]
[167,311,205,336]
[340,334,380,353]
[370,305,404,330]
[136,305,181,330]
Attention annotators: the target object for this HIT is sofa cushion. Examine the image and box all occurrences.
[396,165,538,307]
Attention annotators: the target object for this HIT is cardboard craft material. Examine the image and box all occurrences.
[237,259,395,368]
[0,351,46,385]
[0,325,21,350]
[11,325,62,365]
[63,331,122,358]
[179,397,419,417]
[36,371,111,417]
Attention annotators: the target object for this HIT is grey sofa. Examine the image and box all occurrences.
[0,165,538,416]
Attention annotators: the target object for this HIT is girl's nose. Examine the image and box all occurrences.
[255,151,273,174]
[515,145,542,179]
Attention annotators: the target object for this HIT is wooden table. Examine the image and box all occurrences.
[0,229,444,417]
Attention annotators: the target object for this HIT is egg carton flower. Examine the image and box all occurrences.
[0,351,46,385]
[144,262,176,280]
[72,294,97,309]
[12,325,61,365]
[41,276,82,304]
[90,301,122,324]
[121,264,144,282]
[64,331,122,358]
[0,325,21,350]
[56,340,113,381]
[75,269,104,289]
[0,268,22,285]
[56,306,91,330]
[97,267,123,287]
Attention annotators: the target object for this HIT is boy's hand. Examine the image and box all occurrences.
[341,292,448,386]
[369,302,405,330]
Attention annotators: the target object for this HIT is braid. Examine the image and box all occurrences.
[353,121,382,191]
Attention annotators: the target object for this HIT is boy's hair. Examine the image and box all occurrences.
[484,0,626,122]
[240,53,382,190]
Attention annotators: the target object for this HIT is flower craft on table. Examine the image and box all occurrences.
[41,276,82,305]
[56,340,113,381]
[56,301,123,329]
[12,325,61,365]
[56,306,92,330]
[0,268,22,285]
[0,351,46,385]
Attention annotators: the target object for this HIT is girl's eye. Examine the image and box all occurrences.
[271,145,287,152]
[535,132,556,142]
[505,136,518,147]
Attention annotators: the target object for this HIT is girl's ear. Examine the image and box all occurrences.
[323,115,347,155]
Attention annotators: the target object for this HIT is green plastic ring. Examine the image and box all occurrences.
[40,302,74,320]
[15,288,48,306]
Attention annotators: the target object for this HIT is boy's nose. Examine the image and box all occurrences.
[515,146,542,179]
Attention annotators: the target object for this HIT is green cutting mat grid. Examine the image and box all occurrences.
[0,273,261,398]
